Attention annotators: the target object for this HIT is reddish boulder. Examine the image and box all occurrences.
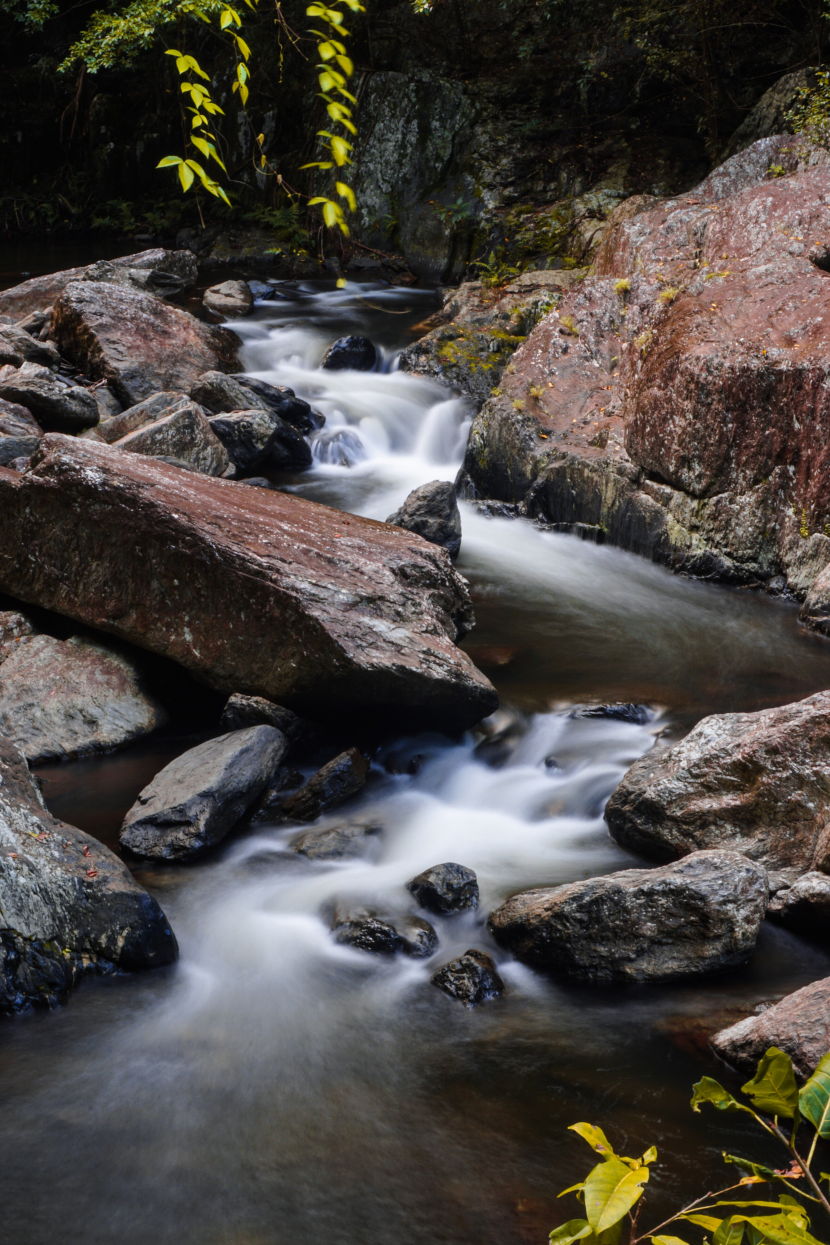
[0,248,197,320]
[711,976,830,1078]
[0,435,496,730]
[113,401,232,476]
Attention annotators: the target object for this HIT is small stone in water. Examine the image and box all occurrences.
[568,703,651,725]
[406,862,479,915]
[432,949,504,1007]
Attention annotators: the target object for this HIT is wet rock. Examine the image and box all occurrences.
[0,435,497,730]
[0,400,42,465]
[711,976,830,1078]
[330,902,437,957]
[0,324,59,369]
[406,862,479,914]
[93,391,191,444]
[220,693,303,739]
[569,703,650,724]
[232,375,321,433]
[203,280,254,320]
[321,335,377,372]
[767,872,830,940]
[431,949,504,1006]
[605,691,830,871]
[244,768,305,824]
[120,726,287,860]
[291,822,382,860]
[191,371,267,414]
[192,371,318,435]
[51,281,240,408]
[0,248,197,320]
[81,259,195,302]
[0,630,166,763]
[488,850,768,982]
[387,480,462,560]
[0,734,177,1014]
[0,362,98,432]
[113,402,232,477]
[208,409,311,474]
[280,748,370,822]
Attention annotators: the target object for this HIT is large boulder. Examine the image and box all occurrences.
[0,362,98,431]
[0,400,42,465]
[113,402,232,477]
[711,976,830,1078]
[51,281,240,407]
[0,436,496,730]
[207,409,311,474]
[0,625,166,763]
[0,734,177,1013]
[192,371,318,434]
[387,480,462,560]
[203,280,254,320]
[488,850,769,982]
[605,692,830,871]
[120,726,287,860]
[0,248,197,320]
[767,872,830,939]
[93,391,191,444]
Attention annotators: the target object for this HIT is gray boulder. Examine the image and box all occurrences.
[81,259,195,302]
[321,335,377,372]
[488,850,769,982]
[290,822,382,861]
[0,400,42,465]
[330,902,437,957]
[431,949,504,1006]
[220,693,303,739]
[0,324,60,369]
[711,976,830,1078]
[387,480,462,560]
[767,872,830,940]
[605,691,830,872]
[0,362,98,432]
[0,734,177,1013]
[280,748,370,822]
[113,402,232,476]
[203,280,254,320]
[120,726,287,860]
[192,371,267,415]
[232,375,320,433]
[407,862,479,914]
[208,409,312,474]
[0,627,167,763]
[94,391,191,444]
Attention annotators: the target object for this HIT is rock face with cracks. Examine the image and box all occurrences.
[605,691,830,871]
[711,976,830,1078]
[0,734,177,1013]
[488,850,768,982]
[0,436,496,729]
[387,480,462,560]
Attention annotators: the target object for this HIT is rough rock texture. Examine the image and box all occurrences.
[0,437,496,729]
[488,850,769,982]
[462,137,830,603]
[605,692,830,871]
[0,630,166,762]
[0,248,196,320]
[290,822,382,861]
[0,323,59,369]
[81,258,197,302]
[192,373,318,438]
[721,70,811,160]
[321,336,377,372]
[0,400,42,465]
[0,362,98,431]
[711,976,830,1078]
[280,748,369,823]
[387,480,462,560]
[121,726,286,860]
[767,872,830,939]
[208,409,311,474]
[406,862,479,914]
[219,693,303,740]
[203,280,253,320]
[114,402,232,477]
[431,949,504,1006]
[330,902,438,957]
[52,281,240,407]
[231,376,320,433]
[0,734,177,1013]
[94,391,191,444]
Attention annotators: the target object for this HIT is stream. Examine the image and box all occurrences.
[4,276,830,1244]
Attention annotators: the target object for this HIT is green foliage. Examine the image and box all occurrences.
[430,196,476,227]
[788,70,830,149]
[473,250,522,288]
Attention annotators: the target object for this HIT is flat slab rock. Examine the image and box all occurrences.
[0,623,167,763]
[711,976,830,1078]
[0,734,177,1013]
[0,437,495,729]
[605,690,830,871]
[121,726,287,860]
[488,849,769,982]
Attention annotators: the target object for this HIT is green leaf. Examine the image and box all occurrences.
[641,1146,658,1166]
[691,1078,753,1116]
[335,181,356,211]
[799,1052,830,1136]
[584,1158,649,1235]
[681,1215,723,1231]
[650,1238,689,1245]
[713,1218,745,1245]
[549,1221,593,1245]
[156,155,182,168]
[568,1124,618,1160]
[742,1048,800,1120]
[722,1153,776,1180]
[178,161,195,191]
[728,1214,822,1245]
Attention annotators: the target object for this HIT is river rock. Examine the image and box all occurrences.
[0,324,59,369]
[321,335,377,371]
[0,400,42,465]
[0,362,98,431]
[120,725,287,860]
[113,403,232,476]
[203,280,254,320]
[0,630,166,763]
[51,280,240,407]
[330,902,437,956]
[290,822,382,860]
[569,703,650,724]
[0,435,497,730]
[767,872,830,939]
[711,976,830,1078]
[488,850,769,982]
[605,691,830,871]
[0,248,197,320]
[207,409,311,474]
[81,259,195,302]
[94,391,191,443]
[0,610,36,650]
[406,862,479,914]
[431,949,504,1006]
[0,734,178,1013]
[220,693,303,739]
[387,480,462,560]
[191,371,268,415]
[232,375,320,433]
[280,748,369,822]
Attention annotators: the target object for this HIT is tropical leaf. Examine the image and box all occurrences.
[691,1078,753,1116]
[156,155,182,168]
[727,1213,822,1245]
[568,1124,618,1159]
[178,161,195,190]
[798,1052,830,1136]
[742,1048,800,1119]
[650,1238,689,1245]
[713,1217,745,1245]
[722,1153,776,1180]
[549,1220,593,1245]
[583,1158,649,1235]
[681,1215,723,1231]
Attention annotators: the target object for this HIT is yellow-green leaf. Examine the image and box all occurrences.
[691,1077,753,1116]
[742,1048,800,1120]
[584,1158,649,1235]
[156,155,182,168]
[713,1216,745,1245]
[335,181,356,211]
[641,1147,658,1166]
[568,1124,618,1160]
[799,1052,830,1136]
[651,1238,689,1245]
[178,161,195,191]
[550,1221,593,1245]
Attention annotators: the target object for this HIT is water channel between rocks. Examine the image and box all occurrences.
[4,277,830,1245]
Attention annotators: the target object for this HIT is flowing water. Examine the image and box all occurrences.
[4,278,830,1244]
